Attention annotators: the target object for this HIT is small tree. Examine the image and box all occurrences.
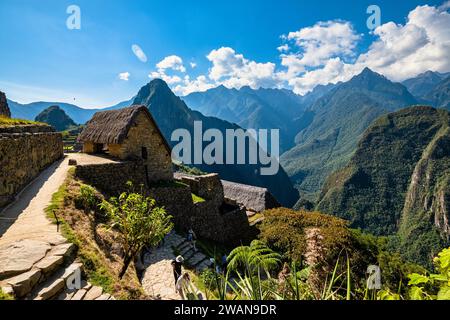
[100,191,173,279]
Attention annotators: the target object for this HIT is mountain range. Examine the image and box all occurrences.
[183,83,336,152]
[402,70,450,103]
[317,106,450,266]
[7,98,134,124]
[4,67,450,208]
[281,68,418,200]
[132,79,299,207]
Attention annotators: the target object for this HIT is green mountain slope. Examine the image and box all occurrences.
[183,84,337,153]
[183,86,307,152]
[317,106,450,265]
[402,71,449,99]
[424,76,450,109]
[133,79,300,207]
[35,105,77,131]
[281,68,417,200]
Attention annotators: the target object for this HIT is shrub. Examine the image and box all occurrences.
[75,184,100,213]
[100,191,173,278]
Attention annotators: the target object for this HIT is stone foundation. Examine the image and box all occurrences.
[74,162,254,245]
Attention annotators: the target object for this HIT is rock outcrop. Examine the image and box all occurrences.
[0,91,11,118]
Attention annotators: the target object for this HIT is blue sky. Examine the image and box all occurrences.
[0,0,448,108]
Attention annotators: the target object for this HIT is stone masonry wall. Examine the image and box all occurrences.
[75,164,255,245]
[74,161,147,197]
[0,129,63,208]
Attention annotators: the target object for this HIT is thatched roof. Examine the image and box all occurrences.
[221,180,280,212]
[77,105,170,152]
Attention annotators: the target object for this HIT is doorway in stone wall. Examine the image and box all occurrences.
[141,147,148,160]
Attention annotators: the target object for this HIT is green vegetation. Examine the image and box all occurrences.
[194,233,449,300]
[34,105,77,131]
[191,193,205,204]
[0,115,43,126]
[228,240,281,277]
[0,289,14,300]
[61,126,83,152]
[281,69,417,200]
[46,172,148,299]
[100,190,173,278]
[317,106,450,266]
[256,208,425,294]
[173,161,207,176]
[406,247,450,300]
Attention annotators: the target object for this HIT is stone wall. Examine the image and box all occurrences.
[0,127,63,208]
[75,164,255,245]
[74,161,147,197]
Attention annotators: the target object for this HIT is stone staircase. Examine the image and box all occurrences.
[0,240,113,300]
[172,235,213,273]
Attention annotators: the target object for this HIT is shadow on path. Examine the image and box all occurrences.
[0,159,63,237]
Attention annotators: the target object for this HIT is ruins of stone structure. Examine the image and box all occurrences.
[0,91,11,118]
[77,105,173,182]
[221,180,280,213]
[0,124,63,208]
[74,105,255,245]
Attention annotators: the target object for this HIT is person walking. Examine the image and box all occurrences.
[176,272,191,300]
[187,228,197,252]
[171,255,184,288]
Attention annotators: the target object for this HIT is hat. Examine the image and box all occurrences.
[176,255,184,263]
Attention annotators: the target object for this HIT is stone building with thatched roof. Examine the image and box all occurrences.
[77,105,173,182]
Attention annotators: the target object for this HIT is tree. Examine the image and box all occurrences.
[100,191,173,279]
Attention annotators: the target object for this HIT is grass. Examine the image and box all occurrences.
[0,116,44,126]
[0,289,14,300]
[192,193,206,204]
[45,169,147,299]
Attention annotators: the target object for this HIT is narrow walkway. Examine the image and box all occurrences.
[141,232,212,300]
[141,232,186,300]
[0,153,119,299]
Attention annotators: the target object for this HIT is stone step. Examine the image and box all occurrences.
[1,268,42,298]
[83,285,103,300]
[95,293,112,300]
[28,262,83,300]
[71,288,87,300]
[177,241,191,252]
[0,241,77,299]
[180,245,194,257]
[184,249,200,262]
[188,253,207,266]
[195,260,213,273]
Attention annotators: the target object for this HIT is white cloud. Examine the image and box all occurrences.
[131,44,147,63]
[206,47,281,89]
[277,44,289,52]
[190,62,197,68]
[281,4,450,94]
[439,0,450,11]
[173,75,215,96]
[148,3,450,96]
[118,72,130,81]
[355,4,450,81]
[283,21,360,73]
[156,55,186,73]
